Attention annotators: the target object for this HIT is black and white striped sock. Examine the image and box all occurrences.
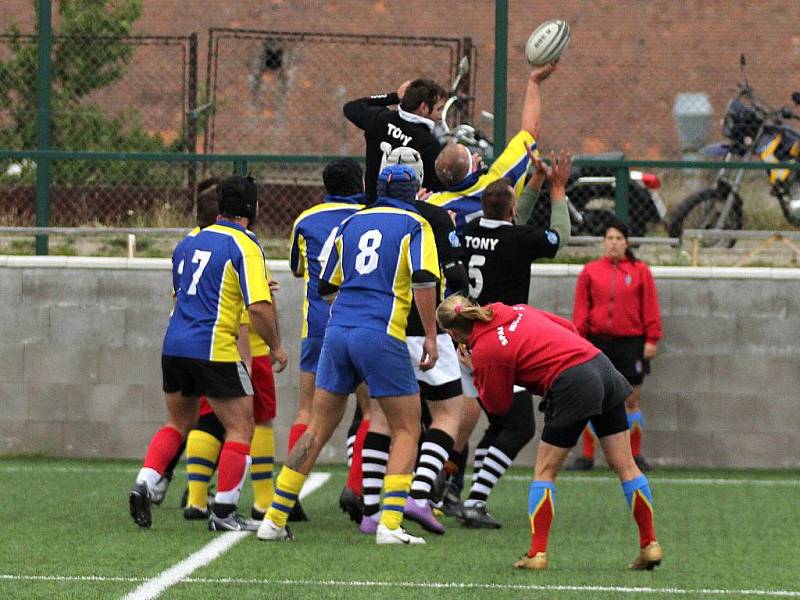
[361,432,391,517]
[465,445,513,507]
[410,428,453,504]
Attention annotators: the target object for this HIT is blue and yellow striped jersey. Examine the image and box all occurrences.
[289,197,363,338]
[163,220,271,362]
[320,197,440,341]
[427,131,536,234]
[171,226,201,295]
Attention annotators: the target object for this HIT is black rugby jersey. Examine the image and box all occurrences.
[462,217,560,305]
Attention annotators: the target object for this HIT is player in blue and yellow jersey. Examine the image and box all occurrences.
[129,175,288,533]
[427,62,558,234]
[288,159,372,524]
[259,164,440,545]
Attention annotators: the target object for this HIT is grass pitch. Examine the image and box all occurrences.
[2,457,799,599]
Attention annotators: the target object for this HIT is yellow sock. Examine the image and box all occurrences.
[266,466,306,528]
[186,430,222,509]
[379,473,412,530]
[250,425,275,511]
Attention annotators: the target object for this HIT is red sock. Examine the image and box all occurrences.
[632,490,656,547]
[143,426,183,474]
[582,428,595,460]
[346,419,370,495]
[217,441,250,493]
[288,423,308,452]
[630,425,642,457]
[529,487,555,556]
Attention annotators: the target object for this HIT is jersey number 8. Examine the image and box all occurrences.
[355,229,382,275]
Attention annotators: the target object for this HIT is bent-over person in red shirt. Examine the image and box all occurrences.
[437,295,662,572]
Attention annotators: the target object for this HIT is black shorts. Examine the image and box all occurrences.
[162,355,253,398]
[589,335,650,386]
[540,353,632,448]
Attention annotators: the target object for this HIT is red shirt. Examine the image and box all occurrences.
[572,256,662,343]
[469,303,600,415]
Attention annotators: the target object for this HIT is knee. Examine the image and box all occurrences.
[391,417,421,441]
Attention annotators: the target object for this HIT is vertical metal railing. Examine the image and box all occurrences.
[34,0,53,256]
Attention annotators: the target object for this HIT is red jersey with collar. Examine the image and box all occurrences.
[469,303,600,415]
[572,256,662,343]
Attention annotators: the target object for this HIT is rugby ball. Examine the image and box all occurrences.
[525,19,571,66]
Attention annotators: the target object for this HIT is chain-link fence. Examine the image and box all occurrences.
[2,1,800,252]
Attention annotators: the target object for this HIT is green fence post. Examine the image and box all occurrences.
[35,0,53,255]
[234,160,247,176]
[493,0,508,153]
[614,166,630,225]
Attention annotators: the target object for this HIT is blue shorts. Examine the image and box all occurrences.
[316,326,418,398]
[300,336,324,374]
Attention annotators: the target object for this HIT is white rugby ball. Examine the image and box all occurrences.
[525,19,571,66]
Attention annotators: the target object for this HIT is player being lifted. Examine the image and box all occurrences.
[258,164,441,545]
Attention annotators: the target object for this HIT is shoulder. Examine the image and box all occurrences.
[206,224,261,255]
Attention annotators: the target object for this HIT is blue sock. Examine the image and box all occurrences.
[621,474,653,508]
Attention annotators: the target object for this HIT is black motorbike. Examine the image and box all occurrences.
[668,55,800,247]
[528,152,667,237]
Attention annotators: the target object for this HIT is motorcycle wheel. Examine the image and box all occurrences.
[667,188,743,248]
[775,175,800,226]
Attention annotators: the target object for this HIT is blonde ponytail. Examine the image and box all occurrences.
[437,295,494,332]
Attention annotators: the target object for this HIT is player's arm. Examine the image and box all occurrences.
[515,141,547,225]
[430,207,468,295]
[318,229,343,303]
[236,322,252,372]
[640,264,662,358]
[472,359,516,416]
[545,149,572,246]
[410,218,441,371]
[289,219,305,278]
[248,301,287,373]
[572,267,591,338]
[343,86,402,130]
[520,63,558,140]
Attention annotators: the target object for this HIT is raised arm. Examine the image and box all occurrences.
[519,63,558,139]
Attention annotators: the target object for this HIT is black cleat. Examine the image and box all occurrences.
[459,501,502,529]
[180,486,215,510]
[634,455,652,472]
[566,457,595,471]
[429,468,448,505]
[208,511,260,532]
[129,482,152,528]
[183,505,210,520]
[339,487,364,524]
[288,500,309,522]
[439,484,464,518]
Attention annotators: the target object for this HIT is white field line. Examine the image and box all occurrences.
[1,574,798,597]
[120,471,330,600]
[0,464,798,487]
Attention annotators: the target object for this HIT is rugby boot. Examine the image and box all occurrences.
[251,504,268,521]
[339,487,364,524]
[150,474,171,506]
[359,514,379,534]
[257,518,294,541]
[439,484,464,518]
[628,540,663,570]
[513,552,548,570]
[183,505,210,520]
[634,455,652,472]
[208,511,260,532]
[129,481,152,528]
[459,501,502,529]
[375,524,425,545]
[566,457,594,471]
[288,499,309,522]
[403,498,445,534]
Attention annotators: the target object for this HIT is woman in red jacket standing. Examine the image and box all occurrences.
[570,219,662,472]
[437,295,662,572]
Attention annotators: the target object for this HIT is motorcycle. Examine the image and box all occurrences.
[668,55,800,247]
[437,56,495,161]
[528,153,667,237]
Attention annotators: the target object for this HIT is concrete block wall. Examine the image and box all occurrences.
[1,256,799,468]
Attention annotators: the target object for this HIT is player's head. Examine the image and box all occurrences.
[481,177,516,222]
[380,145,424,185]
[195,176,221,228]
[602,217,637,261]
[436,294,494,344]
[400,78,447,121]
[322,158,364,197]
[435,142,483,189]
[376,164,419,204]
[217,175,258,226]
